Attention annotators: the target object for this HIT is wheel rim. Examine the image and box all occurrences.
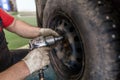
[48,12,85,79]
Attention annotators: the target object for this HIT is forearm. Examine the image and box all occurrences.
[6,20,41,38]
[0,61,30,80]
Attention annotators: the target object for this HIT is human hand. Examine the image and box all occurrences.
[39,28,59,36]
[22,47,50,74]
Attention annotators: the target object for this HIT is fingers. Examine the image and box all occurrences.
[39,28,59,36]
[38,47,51,51]
[37,47,51,55]
[49,29,59,36]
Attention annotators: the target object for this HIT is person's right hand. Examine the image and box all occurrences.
[22,47,50,74]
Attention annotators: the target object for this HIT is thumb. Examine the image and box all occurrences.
[37,47,51,52]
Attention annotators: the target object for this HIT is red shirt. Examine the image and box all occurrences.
[0,8,14,31]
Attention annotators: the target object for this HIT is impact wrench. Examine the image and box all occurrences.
[29,36,63,80]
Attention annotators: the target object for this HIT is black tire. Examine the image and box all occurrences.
[41,0,120,80]
[35,0,47,27]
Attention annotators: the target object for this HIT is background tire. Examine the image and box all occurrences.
[37,0,120,80]
[35,0,47,27]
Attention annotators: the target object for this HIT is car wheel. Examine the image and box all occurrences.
[36,0,120,80]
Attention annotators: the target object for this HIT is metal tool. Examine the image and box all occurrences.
[29,36,63,80]
[29,36,63,50]
[39,69,44,80]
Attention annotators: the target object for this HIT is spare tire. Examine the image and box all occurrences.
[41,0,120,80]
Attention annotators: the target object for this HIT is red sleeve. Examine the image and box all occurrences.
[0,8,14,28]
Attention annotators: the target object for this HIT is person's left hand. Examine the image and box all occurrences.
[39,28,59,36]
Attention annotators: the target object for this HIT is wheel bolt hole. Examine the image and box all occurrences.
[69,27,74,32]
[76,48,82,53]
[64,22,68,26]
[69,61,80,71]
[74,36,79,41]
[76,58,82,63]
[58,20,62,25]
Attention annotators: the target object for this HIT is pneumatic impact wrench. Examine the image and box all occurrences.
[29,36,63,80]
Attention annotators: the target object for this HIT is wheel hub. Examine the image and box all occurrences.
[49,14,85,79]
